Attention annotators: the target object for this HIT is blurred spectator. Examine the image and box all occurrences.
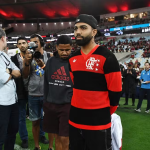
[135,62,150,113]
[123,64,137,106]
[133,63,140,76]
[129,60,133,66]
[135,59,141,67]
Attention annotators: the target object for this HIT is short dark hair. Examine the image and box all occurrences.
[17,37,27,44]
[145,62,150,65]
[0,28,6,39]
[128,64,132,67]
[57,35,72,46]
[30,34,44,47]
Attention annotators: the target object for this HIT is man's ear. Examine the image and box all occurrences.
[92,29,97,37]
[1,36,5,43]
[56,45,58,51]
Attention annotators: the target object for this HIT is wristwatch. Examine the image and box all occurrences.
[8,68,12,74]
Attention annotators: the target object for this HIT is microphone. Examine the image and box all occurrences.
[28,42,38,50]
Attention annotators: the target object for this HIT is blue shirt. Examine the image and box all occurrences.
[0,51,20,105]
[140,70,150,89]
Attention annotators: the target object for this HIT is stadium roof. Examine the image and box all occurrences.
[0,0,150,23]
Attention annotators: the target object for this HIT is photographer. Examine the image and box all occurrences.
[0,28,21,150]
[23,34,50,150]
[123,64,137,106]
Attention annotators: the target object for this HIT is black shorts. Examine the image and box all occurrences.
[43,102,71,137]
[69,125,112,150]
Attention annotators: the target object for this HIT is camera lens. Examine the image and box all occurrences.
[34,51,41,59]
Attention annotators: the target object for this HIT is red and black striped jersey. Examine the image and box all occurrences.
[69,45,122,130]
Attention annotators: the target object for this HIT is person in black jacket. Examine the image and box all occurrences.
[43,35,73,150]
[123,64,137,106]
[11,37,29,148]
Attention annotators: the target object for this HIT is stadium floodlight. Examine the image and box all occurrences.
[39,23,41,25]
[23,23,25,26]
[25,36,30,38]
[16,24,17,26]
[32,23,33,25]
[61,22,63,25]
[69,22,71,24]
[7,41,17,43]
[58,33,74,36]
[46,23,48,25]
[12,37,19,39]
[47,39,57,42]
[54,23,56,25]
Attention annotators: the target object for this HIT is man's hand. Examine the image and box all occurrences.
[6,68,10,74]
[145,81,150,84]
[24,50,32,65]
[130,71,132,74]
[127,70,129,74]
[35,59,45,68]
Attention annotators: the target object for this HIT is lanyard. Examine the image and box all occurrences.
[0,53,10,67]
[20,53,24,60]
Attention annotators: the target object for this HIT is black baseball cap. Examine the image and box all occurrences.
[75,14,98,29]
[74,14,101,36]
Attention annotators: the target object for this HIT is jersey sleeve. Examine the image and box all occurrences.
[69,59,74,84]
[103,53,122,113]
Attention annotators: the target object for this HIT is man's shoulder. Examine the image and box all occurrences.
[11,53,19,60]
[69,50,81,59]
[141,70,144,73]
[94,46,114,58]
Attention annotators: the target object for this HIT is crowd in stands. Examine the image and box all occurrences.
[98,37,150,54]
[120,59,142,77]
[99,17,150,29]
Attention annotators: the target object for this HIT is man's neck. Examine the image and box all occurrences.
[81,40,97,55]
[20,51,26,57]
[39,48,44,55]
[146,69,149,71]
[0,46,4,52]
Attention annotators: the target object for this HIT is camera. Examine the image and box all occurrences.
[28,42,41,59]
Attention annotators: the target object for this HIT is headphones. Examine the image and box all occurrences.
[30,34,45,47]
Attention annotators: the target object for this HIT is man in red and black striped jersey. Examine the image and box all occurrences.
[69,14,122,150]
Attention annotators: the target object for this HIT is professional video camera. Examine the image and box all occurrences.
[28,42,41,59]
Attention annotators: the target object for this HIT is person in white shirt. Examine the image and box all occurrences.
[111,113,123,150]
[0,28,21,150]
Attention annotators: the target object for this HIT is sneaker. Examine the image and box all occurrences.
[26,115,29,119]
[145,110,149,113]
[21,140,28,148]
[39,136,49,144]
[34,146,41,150]
[135,109,141,112]
[48,148,53,150]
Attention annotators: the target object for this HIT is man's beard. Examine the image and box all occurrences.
[21,47,28,53]
[60,55,69,60]
[75,34,93,46]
